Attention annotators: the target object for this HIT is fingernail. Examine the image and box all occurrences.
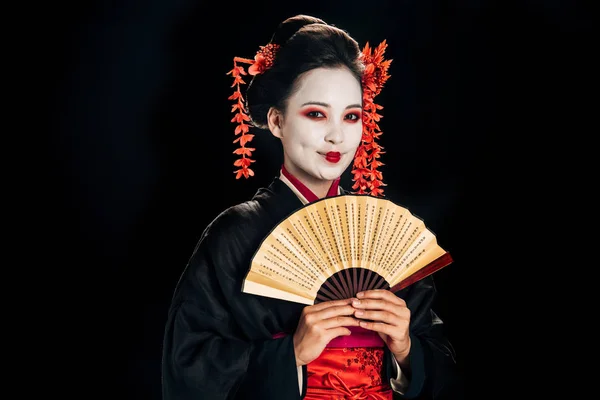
[352,300,361,306]
[356,292,364,298]
[355,310,364,316]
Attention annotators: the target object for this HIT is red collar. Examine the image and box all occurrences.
[281,164,340,202]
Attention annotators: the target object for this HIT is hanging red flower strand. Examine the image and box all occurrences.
[227,44,280,179]
[351,40,392,197]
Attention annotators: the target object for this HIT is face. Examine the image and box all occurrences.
[268,66,363,193]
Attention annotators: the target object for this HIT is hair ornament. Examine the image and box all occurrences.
[352,40,392,197]
[227,43,281,179]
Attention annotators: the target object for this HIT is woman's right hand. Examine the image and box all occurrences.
[292,297,360,366]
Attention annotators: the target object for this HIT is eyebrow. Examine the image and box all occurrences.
[301,101,362,110]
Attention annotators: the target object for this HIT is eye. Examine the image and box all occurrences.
[306,110,325,118]
[345,112,361,122]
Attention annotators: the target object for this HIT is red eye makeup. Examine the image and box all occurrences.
[302,108,327,119]
[344,110,362,123]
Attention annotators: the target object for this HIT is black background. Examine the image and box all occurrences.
[44,0,592,397]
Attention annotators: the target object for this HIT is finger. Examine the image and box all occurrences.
[352,297,407,311]
[315,305,358,320]
[356,290,406,306]
[354,309,403,325]
[358,320,397,336]
[310,297,357,312]
[320,316,361,330]
[353,299,409,320]
[324,327,353,343]
[352,298,387,309]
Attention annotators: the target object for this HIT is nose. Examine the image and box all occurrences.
[324,121,344,145]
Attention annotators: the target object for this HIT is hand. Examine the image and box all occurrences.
[293,298,360,366]
[352,289,412,368]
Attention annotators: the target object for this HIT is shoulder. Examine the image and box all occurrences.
[180,199,268,281]
[202,199,264,239]
[186,180,298,264]
[202,180,295,238]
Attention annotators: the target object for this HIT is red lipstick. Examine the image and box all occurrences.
[325,152,341,163]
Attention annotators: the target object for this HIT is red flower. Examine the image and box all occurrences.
[248,44,280,76]
[228,44,281,179]
[351,40,392,197]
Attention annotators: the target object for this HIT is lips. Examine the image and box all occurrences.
[325,151,341,163]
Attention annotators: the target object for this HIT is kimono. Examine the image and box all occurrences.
[161,170,459,400]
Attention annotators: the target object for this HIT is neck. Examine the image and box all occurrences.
[305,180,333,199]
[280,164,340,203]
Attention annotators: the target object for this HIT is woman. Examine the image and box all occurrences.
[162,15,460,400]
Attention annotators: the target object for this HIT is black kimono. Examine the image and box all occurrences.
[161,177,460,399]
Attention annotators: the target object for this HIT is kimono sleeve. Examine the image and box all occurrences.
[384,276,463,399]
[161,220,302,400]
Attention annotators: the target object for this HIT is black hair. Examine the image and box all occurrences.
[245,15,364,129]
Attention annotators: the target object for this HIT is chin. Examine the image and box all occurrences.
[319,168,345,181]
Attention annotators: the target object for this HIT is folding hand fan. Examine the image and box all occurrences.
[242,194,453,305]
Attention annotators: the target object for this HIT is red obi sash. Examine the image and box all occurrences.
[305,347,393,399]
[273,327,393,399]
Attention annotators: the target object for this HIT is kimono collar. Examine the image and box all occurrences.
[279,164,340,205]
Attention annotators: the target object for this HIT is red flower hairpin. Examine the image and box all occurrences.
[227,44,281,179]
[352,40,392,197]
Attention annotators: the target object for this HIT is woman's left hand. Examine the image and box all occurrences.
[352,289,411,367]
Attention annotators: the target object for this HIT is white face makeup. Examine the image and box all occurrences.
[269,66,363,195]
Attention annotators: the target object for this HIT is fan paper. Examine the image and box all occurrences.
[242,194,453,305]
